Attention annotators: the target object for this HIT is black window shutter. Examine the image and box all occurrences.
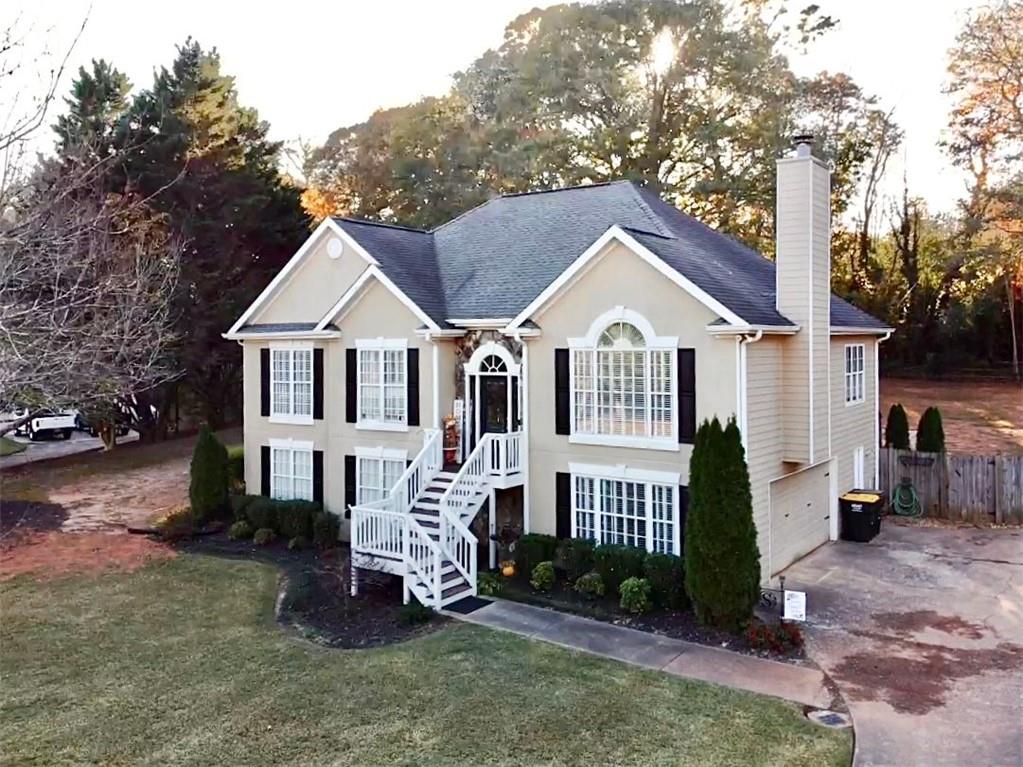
[313,450,324,505]
[678,349,696,444]
[344,454,356,518]
[511,376,520,430]
[554,348,570,435]
[678,485,689,554]
[313,349,324,420]
[260,445,271,496]
[407,348,420,426]
[345,349,357,423]
[260,349,271,417]
[555,471,571,538]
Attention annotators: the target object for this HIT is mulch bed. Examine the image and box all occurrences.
[498,576,807,662]
[0,500,68,546]
[178,534,446,649]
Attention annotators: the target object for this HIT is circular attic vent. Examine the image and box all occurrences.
[326,237,344,259]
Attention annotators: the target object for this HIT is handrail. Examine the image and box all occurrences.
[350,505,406,560]
[390,428,442,512]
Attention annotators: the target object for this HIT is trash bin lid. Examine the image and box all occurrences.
[841,491,881,503]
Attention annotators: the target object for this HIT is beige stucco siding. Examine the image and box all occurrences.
[525,241,738,537]
[253,233,371,325]
[243,276,448,539]
[830,335,878,492]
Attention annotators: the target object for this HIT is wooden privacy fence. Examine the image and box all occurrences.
[878,448,1023,524]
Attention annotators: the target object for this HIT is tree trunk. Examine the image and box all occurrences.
[98,422,118,450]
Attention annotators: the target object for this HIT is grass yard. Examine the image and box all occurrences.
[0,555,851,767]
[0,436,25,457]
[881,377,1022,454]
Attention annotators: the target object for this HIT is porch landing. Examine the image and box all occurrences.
[444,598,833,709]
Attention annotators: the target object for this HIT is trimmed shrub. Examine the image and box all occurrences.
[515,533,558,577]
[530,561,555,592]
[398,602,434,626]
[745,619,804,654]
[619,577,652,614]
[288,536,309,551]
[226,445,245,491]
[478,572,502,597]
[276,500,318,540]
[593,544,646,595]
[189,425,229,523]
[574,571,605,600]
[312,511,339,548]
[228,520,253,540]
[644,552,688,610]
[253,527,277,546]
[685,417,761,630]
[245,498,278,532]
[556,538,596,581]
[885,403,911,449]
[230,494,260,521]
[916,406,946,453]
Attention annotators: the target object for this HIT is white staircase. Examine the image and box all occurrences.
[349,429,521,609]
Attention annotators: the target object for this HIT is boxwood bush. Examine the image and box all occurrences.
[230,494,261,521]
[556,538,596,581]
[276,500,318,540]
[253,527,277,546]
[312,511,339,548]
[574,570,605,600]
[619,577,653,614]
[515,533,558,577]
[643,552,688,610]
[245,498,278,531]
[593,544,646,595]
[530,561,556,592]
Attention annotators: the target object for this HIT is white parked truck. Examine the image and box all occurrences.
[14,409,77,440]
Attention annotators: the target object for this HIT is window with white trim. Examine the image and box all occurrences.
[571,470,679,554]
[571,320,675,442]
[356,455,406,504]
[358,342,406,426]
[270,347,313,421]
[844,344,865,404]
[271,445,313,501]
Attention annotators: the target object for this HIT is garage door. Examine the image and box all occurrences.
[769,462,832,575]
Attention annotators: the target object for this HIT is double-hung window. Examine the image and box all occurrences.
[270,442,313,501]
[270,345,313,423]
[570,315,677,449]
[357,339,407,429]
[844,344,865,405]
[355,447,407,504]
[570,464,680,555]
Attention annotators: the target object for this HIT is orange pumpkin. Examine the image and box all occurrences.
[501,562,516,577]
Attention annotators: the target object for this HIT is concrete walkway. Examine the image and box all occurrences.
[447,598,833,709]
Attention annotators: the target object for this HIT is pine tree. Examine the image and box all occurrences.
[54,59,131,160]
[189,424,229,523]
[685,417,761,630]
[916,407,946,452]
[885,403,911,449]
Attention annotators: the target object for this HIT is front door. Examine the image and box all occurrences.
[479,376,508,436]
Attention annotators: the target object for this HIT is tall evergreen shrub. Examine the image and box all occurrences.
[885,403,910,449]
[684,417,761,630]
[916,407,946,453]
[189,424,229,523]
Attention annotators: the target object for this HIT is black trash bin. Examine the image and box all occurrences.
[839,490,883,542]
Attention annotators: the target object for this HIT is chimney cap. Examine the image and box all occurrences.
[793,133,814,158]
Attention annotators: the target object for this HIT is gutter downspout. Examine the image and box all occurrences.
[874,330,893,487]
[737,329,764,455]
[512,330,530,534]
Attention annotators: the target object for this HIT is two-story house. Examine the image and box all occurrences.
[225,137,891,608]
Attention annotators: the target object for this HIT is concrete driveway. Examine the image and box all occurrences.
[0,430,138,469]
[782,522,1023,767]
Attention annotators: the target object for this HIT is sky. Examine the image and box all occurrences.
[9,0,982,216]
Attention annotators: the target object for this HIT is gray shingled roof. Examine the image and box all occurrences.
[333,180,889,331]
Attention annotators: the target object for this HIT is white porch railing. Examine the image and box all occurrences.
[485,431,523,477]
[350,503,405,560]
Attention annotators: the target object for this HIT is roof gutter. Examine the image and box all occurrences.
[221,330,342,341]
[708,323,799,336]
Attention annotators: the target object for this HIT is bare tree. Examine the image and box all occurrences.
[0,151,182,440]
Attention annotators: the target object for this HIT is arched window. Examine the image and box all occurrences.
[570,309,676,443]
[479,355,507,374]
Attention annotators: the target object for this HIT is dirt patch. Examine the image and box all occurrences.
[0,500,69,547]
[831,635,1023,714]
[871,610,987,641]
[881,377,1022,455]
[0,530,175,582]
[180,535,445,649]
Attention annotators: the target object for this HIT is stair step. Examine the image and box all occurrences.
[442,581,471,600]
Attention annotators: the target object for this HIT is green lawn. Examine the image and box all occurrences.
[0,555,851,766]
[0,436,25,457]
